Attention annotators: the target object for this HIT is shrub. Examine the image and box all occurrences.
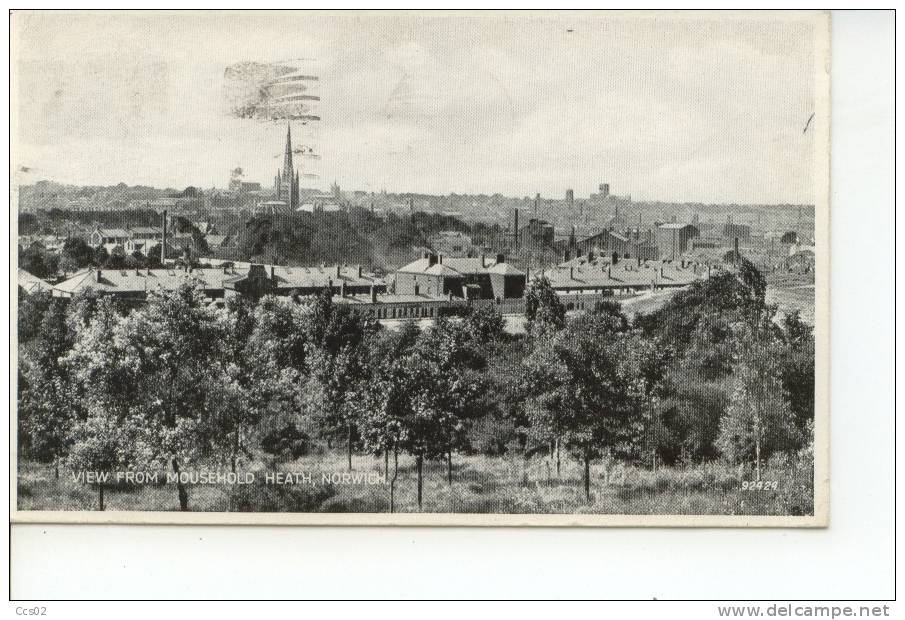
[259,423,310,460]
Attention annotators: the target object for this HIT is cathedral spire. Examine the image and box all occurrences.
[283,123,294,176]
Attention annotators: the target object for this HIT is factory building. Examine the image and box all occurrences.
[654,223,700,260]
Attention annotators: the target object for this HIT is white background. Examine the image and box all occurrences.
[7,10,896,602]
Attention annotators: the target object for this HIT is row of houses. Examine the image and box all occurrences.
[29,247,706,322]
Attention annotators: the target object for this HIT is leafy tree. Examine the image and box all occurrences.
[19,245,58,279]
[524,276,565,336]
[59,237,95,272]
[17,290,52,343]
[67,408,139,510]
[356,323,420,510]
[109,285,223,510]
[716,329,800,479]
[461,304,506,345]
[304,290,379,470]
[779,312,815,436]
[523,313,646,500]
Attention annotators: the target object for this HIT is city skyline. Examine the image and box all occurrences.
[14,11,820,204]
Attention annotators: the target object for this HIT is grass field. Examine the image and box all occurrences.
[17,449,814,516]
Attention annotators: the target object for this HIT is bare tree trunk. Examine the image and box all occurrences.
[416,455,423,509]
[447,451,453,485]
[389,447,399,514]
[384,449,389,478]
[54,456,59,480]
[347,423,353,471]
[98,484,104,511]
[755,436,761,482]
[584,447,591,502]
[556,439,561,477]
[171,457,189,511]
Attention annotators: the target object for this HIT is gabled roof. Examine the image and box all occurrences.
[424,263,462,277]
[94,228,131,237]
[487,263,523,275]
[54,268,229,296]
[397,256,525,277]
[541,260,704,289]
[657,223,697,230]
[17,269,51,294]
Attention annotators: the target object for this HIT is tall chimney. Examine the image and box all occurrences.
[340,281,347,297]
[357,265,362,278]
[569,266,574,280]
[512,208,519,251]
[336,264,341,278]
[161,210,167,264]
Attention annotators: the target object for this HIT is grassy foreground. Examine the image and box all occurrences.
[16,450,814,516]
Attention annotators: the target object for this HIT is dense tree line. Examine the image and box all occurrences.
[17,256,815,511]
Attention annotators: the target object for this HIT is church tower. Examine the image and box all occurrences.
[273,124,299,210]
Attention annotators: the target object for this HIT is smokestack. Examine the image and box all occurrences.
[336,264,341,278]
[161,210,167,264]
[512,208,519,251]
[357,265,362,278]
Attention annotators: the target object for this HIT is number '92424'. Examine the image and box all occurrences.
[741,480,779,491]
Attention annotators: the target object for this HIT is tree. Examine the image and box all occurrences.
[524,276,565,336]
[105,285,223,510]
[716,329,801,479]
[60,237,95,272]
[17,290,52,343]
[523,313,646,500]
[19,244,58,279]
[304,290,379,471]
[779,312,815,436]
[356,323,420,511]
[462,304,506,345]
[67,409,138,510]
[19,299,77,476]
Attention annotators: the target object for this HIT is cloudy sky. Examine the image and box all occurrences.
[13,11,823,203]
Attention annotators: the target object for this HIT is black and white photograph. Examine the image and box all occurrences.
[12,10,830,525]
